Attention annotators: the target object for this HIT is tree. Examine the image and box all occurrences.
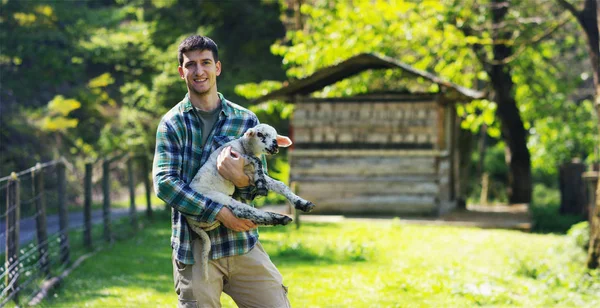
[0,0,287,175]
[556,0,600,269]
[250,0,579,204]
[459,0,533,203]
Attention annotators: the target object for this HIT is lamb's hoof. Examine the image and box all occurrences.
[270,212,293,225]
[279,215,293,225]
[294,200,315,213]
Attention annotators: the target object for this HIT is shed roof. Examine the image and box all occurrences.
[253,53,485,103]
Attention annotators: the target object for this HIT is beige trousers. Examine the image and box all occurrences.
[172,240,290,308]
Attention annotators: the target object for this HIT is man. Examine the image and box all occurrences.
[153,35,290,308]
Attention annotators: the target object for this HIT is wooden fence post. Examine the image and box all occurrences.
[102,160,112,242]
[142,156,153,218]
[84,163,93,248]
[291,182,300,230]
[583,171,599,223]
[5,172,20,305]
[559,161,587,216]
[128,157,137,229]
[33,164,50,277]
[57,159,70,266]
[480,172,489,206]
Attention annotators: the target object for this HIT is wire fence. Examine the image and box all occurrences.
[0,154,156,307]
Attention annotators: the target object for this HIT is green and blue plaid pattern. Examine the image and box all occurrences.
[153,93,260,264]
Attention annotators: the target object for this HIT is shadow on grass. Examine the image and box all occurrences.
[262,239,373,265]
[258,221,342,234]
[267,241,338,264]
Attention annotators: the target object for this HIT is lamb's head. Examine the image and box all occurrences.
[243,124,292,156]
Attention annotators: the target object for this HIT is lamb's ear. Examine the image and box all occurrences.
[276,135,293,147]
[244,128,256,138]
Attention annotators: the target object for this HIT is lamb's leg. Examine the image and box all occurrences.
[243,155,268,196]
[206,191,292,226]
[265,177,315,212]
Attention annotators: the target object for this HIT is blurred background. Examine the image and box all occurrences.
[1,0,597,211]
[1,0,599,306]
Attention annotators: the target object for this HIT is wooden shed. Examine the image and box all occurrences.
[254,53,485,216]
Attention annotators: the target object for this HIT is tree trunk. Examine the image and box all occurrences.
[555,0,599,269]
[587,0,600,270]
[572,0,600,271]
[489,0,532,204]
[494,87,532,204]
[590,179,600,269]
[456,127,474,209]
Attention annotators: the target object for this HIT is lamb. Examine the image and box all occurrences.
[186,123,315,279]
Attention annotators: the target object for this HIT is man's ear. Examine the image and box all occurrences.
[178,66,184,79]
[244,128,256,138]
[216,61,221,76]
[276,135,293,148]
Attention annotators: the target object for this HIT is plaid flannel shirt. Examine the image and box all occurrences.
[153,93,261,264]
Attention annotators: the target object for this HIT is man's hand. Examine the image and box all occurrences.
[216,207,257,232]
[217,146,251,187]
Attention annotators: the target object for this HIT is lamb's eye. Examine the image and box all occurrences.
[257,132,264,138]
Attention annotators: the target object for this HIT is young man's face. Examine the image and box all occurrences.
[178,49,221,97]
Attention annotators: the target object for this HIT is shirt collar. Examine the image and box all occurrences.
[183,92,231,117]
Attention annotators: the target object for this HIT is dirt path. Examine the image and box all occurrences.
[262,203,532,231]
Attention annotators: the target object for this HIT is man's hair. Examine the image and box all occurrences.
[177,35,219,66]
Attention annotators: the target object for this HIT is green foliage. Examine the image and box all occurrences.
[458,99,502,138]
[528,99,598,174]
[273,0,476,91]
[512,18,597,175]
[568,221,591,252]
[483,142,510,180]
[530,184,585,233]
[1,0,287,175]
[467,141,509,203]
[39,95,82,132]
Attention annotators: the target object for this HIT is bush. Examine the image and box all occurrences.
[567,221,590,251]
[530,184,585,233]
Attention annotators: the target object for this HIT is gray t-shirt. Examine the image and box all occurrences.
[194,104,222,148]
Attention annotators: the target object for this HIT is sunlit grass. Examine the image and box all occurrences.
[38,215,599,307]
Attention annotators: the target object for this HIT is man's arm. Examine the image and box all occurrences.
[215,145,257,231]
[152,120,223,223]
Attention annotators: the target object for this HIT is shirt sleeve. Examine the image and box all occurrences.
[152,119,223,223]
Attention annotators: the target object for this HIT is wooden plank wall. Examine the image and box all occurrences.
[291,151,443,215]
[292,99,438,148]
[289,96,454,215]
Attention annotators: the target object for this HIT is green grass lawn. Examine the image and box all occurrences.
[37,213,599,307]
